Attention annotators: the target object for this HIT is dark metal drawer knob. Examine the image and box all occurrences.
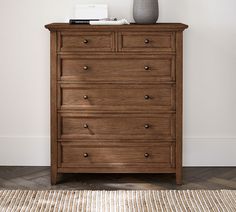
[144,124,150,129]
[144,66,150,70]
[144,95,150,100]
[83,153,88,158]
[83,66,88,70]
[144,153,149,158]
[83,124,88,128]
[144,39,150,44]
[83,39,88,44]
[83,95,88,100]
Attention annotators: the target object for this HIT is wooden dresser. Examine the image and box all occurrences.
[45,23,188,185]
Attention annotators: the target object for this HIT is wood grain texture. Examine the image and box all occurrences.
[175,32,184,185]
[50,32,58,185]
[59,83,176,112]
[119,32,175,52]
[60,144,175,167]
[45,23,188,185]
[60,32,115,52]
[59,55,175,82]
[58,113,176,140]
[45,23,188,32]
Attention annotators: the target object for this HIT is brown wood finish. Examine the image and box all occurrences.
[119,32,175,52]
[50,32,58,185]
[45,23,188,185]
[59,32,115,52]
[59,55,175,82]
[59,83,176,111]
[176,31,184,185]
[59,113,176,140]
[60,144,175,167]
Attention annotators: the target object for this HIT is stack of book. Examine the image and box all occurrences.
[70,4,129,25]
[69,19,99,24]
[69,18,117,24]
[70,18,130,25]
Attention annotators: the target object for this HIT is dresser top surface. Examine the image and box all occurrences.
[45,23,188,32]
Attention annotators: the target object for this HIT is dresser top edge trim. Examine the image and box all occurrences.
[45,23,188,31]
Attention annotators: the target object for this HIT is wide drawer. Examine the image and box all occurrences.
[58,113,176,140]
[59,83,176,111]
[119,32,175,52]
[59,143,175,168]
[59,56,175,82]
[59,32,114,52]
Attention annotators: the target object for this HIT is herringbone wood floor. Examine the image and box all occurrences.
[0,167,235,190]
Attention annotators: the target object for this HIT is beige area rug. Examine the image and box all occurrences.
[0,190,235,212]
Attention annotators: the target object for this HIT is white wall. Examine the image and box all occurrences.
[0,0,236,166]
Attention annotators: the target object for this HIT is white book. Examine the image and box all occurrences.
[90,19,130,25]
[75,4,108,20]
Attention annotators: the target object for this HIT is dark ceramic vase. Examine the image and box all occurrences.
[133,0,159,24]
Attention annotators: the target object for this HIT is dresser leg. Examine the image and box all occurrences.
[176,172,182,185]
[51,173,62,185]
[51,172,57,185]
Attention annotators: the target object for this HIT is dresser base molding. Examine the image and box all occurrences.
[57,168,176,173]
[46,23,188,185]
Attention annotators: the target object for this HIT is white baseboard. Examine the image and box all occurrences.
[183,137,236,166]
[0,136,50,166]
[0,136,235,166]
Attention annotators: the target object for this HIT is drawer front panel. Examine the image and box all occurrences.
[60,143,175,168]
[59,114,176,140]
[59,32,114,52]
[60,56,175,82]
[119,32,175,52]
[59,84,176,111]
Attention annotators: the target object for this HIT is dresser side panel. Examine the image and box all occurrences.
[50,32,58,185]
[175,31,184,185]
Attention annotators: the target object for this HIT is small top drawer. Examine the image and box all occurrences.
[119,32,175,52]
[59,32,115,52]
